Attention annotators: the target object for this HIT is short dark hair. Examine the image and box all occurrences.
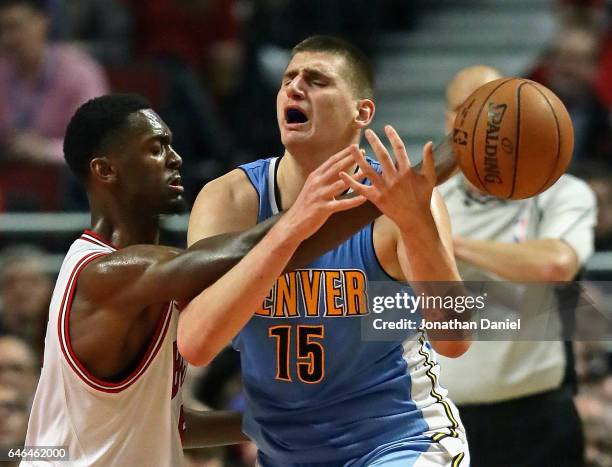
[63,94,151,180]
[291,35,374,99]
[0,0,45,13]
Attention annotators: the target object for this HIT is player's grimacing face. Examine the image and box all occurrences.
[277,52,360,151]
[115,110,186,214]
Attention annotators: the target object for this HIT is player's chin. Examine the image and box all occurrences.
[163,194,187,214]
[282,131,313,149]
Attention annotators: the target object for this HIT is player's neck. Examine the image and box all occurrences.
[276,149,329,209]
[89,198,161,247]
[278,140,356,208]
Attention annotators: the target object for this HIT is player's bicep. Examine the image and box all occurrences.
[188,169,259,246]
[382,190,455,281]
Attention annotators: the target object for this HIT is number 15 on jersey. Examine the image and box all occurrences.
[269,325,325,384]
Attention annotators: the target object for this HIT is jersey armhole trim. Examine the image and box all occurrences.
[82,230,118,250]
[57,252,173,393]
[369,222,401,282]
[237,166,262,212]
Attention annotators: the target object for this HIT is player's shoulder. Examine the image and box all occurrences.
[538,173,596,207]
[189,164,262,243]
[194,167,258,210]
[79,245,178,292]
[239,156,273,172]
[192,156,278,210]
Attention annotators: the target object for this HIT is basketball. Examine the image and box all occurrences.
[451,77,574,199]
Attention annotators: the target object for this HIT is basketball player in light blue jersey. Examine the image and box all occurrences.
[183,36,471,466]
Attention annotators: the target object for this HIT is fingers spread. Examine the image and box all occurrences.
[365,129,395,177]
[318,145,354,173]
[332,194,367,212]
[339,171,371,198]
[319,146,361,183]
[349,144,383,186]
[384,125,410,171]
[327,178,349,197]
[351,169,367,183]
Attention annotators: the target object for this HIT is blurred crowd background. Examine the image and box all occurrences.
[0,0,611,466]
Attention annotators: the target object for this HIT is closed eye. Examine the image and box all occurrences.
[151,143,167,156]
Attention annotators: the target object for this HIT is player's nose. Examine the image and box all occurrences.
[286,76,306,100]
[167,145,182,169]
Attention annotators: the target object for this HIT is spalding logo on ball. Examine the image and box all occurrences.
[452,77,574,200]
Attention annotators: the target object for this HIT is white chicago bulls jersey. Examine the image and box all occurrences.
[23,230,187,466]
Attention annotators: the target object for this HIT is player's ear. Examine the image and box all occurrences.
[90,156,117,184]
[354,99,375,129]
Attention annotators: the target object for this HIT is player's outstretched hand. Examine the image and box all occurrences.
[280,145,367,240]
[340,126,435,232]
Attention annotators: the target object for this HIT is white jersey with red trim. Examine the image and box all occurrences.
[23,231,186,467]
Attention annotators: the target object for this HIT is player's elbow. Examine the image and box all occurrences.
[177,318,216,367]
[177,338,216,367]
[539,256,577,282]
[431,339,471,358]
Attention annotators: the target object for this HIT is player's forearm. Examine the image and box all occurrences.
[287,200,380,271]
[161,215,280,302]
[398,213,461,283]
[453,237,578,281]
[398,216,470,356]
[171,201,379,302]
[178,222,301,366]
[183,409,248,448]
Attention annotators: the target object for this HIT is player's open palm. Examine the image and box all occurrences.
[282,146,367,241]
[340,126,435,231]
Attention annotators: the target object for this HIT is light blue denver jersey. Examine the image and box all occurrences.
[235,157,464,465]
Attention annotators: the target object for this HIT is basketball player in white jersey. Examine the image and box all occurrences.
[23,94,368,466]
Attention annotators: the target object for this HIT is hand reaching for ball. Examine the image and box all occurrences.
[339,126,435,232]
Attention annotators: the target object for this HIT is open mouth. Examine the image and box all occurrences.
[168,176,184,192]
[285,108,308,124]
